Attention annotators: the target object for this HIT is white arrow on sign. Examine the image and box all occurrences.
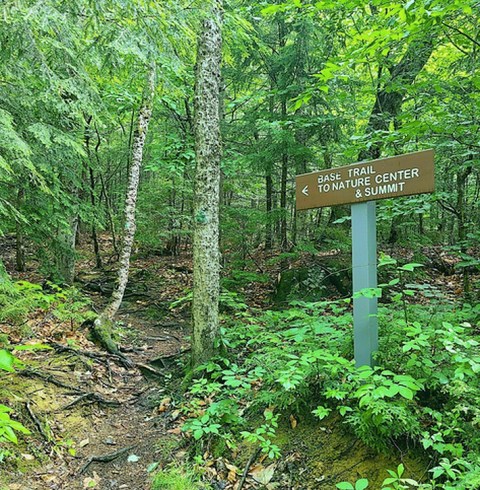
[302,185,309,196]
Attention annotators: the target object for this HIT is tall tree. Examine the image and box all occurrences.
[93,65,156,357]
[191,0,223,367]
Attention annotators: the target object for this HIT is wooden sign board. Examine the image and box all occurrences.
[296,149,434,210]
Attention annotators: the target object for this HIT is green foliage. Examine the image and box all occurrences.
[221,270,269,292]
[240,410,281,459]
[180,288,480,483]
[151,465,206,490]
[337,458,480,489]
[0,347,31,462]
[336,478,369,490]
[0,404,30,452]
[0,277,91,326]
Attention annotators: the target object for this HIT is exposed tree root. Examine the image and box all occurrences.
[78,445,136,475]
[25,401,51,443]
[62,392,120,410]
[19,368,83,393]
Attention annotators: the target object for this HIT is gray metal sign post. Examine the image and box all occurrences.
[351,201,378,367]
[295,150,434,368]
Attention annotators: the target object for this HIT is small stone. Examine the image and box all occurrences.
[103,437,116,445]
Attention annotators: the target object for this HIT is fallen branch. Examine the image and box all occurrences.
[48,342,108,365]
[152,348,191,361]
[237,448,261,490]
[136,362,166,378]
[78,445,136,475]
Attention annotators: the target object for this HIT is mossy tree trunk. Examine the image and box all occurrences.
[191,0,223,368]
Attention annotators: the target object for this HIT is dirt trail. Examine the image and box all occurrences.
[1,255,193,490]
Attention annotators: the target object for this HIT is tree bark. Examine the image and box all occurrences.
[92,65,156,356]
[456,165,473,299]
[191,0,223,367]
[265,166,273,250]
[56,216,78,285]
[89,166,102,269]
[15,187,26,272]
[84,116,102,269]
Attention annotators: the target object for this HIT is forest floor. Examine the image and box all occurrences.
[1,244,195,490]
[1,238,473,490]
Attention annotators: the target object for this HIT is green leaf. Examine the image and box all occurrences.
[312,406,331,420]
[3,426,18,444]
[193,429,203,440]
[399,263,424,272]
[339,406,352,416]
[382,477,397,485]
[398,387,414,400]
[356,479,369,490]
[336,483,355,490]
[0,350,15,372]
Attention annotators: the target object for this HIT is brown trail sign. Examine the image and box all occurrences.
[296,149,434,210]
[296,149,435,367]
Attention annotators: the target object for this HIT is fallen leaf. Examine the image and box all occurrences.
[79,438,90,448]
[250,463,276,485]
[225,461,239,483]
[21,453,35,460]
[158,397,172,412]
[290,414,297,429]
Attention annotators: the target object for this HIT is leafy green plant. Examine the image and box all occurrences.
[336,478,369,490]
[382,464,420,489]
[0,404,30,448]
[0,348,31,461]
[179,292,480,484]
[240,409,281,459]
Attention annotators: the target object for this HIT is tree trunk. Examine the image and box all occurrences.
[89,166,102,268]
[191,0,223,368]
[84,117,103,269]
[280,151,288,250]
[359,37,435,161]
[15,188,26,272]
[92,65,156,356]
[279,95,288,251]
[457,165,473,299]
[56,216,78,285]
[265,167,273,250]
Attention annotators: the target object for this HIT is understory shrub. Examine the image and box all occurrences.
[179,291,480,487]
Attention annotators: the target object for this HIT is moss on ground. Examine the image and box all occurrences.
[274,413,427,489]
[152,466,207,490]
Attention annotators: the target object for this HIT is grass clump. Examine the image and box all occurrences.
[152,466,206,490]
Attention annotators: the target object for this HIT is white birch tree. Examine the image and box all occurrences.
[93,65,156,358]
